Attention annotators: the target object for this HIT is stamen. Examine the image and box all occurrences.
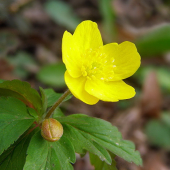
[81,48,116,81]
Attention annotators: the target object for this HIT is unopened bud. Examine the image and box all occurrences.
[41,118,63,142]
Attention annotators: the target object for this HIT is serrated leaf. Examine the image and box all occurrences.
[0,80,42,114]
[37,63,66,88]
[44,1,81,31]
[44,88,72,108]
[24,131,60,170]
[0,97,35,155]
[0,129,35,170]
[57,114,142,166]
[63,123,112,164]
[24,131,76,170]
[135,24,170,57]
[90,152,118,170]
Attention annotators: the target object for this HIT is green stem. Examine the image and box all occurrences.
[45,89,71,119]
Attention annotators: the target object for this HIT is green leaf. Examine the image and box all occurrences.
[161,112,170,128]
[44,88,72,108]
[0,129,36,170]
[99,0,117,43]
[0,79,42,114]
[53,107,65,118]
[7,51,38,79]
[13,14,31,34]
[28,107,39,121]
[0,79,5,83]
[134,66,170,93]
[0,97,35,155]
[135,24,170,57]
[0,30,19,57]
[58,121,111,164]
[37,63,66,88]
[117,100,132,110]
[145,112,170,148]
[39,87,47,114]
[57,114,142,166]
[44,0,81,31]
[90,152,118,170]
[24,131,75,170]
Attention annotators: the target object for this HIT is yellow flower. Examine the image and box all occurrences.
[62,20,140,105]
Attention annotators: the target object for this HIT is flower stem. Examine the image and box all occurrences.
[45,89,71,119]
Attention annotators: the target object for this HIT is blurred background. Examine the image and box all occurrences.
[1,0,170,169]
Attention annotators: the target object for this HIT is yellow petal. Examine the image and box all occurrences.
[85,78,135,102]
[62,31,82,78]
[101,41,140,81]
[65,71,99,105]
[73,20,103,53]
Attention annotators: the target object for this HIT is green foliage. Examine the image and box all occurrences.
[117,100,133,110]
[0,80,42,114]
[0,79,142,169]
[0,1,31,34]
[90,152,118,170]
[134,66,170,93]
[28,107,39,121]
[0,97,35,155]
[0,31,19,57]
[99,0,116,42]
[39,87,48,114]
[24,131,76,170]
[0,80,5,83]
[44,88,72,108]
[0,130,35,170]
[135,24,170,57]
[57,114,142,166]
[37,63,66,88]
[44,0,81,31]
[7,51,38,78]
[145,112,170,149]
[53,107,65,118]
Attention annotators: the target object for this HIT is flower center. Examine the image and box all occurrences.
[81,48,116,81]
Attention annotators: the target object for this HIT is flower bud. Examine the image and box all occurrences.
[41,118,63,142]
